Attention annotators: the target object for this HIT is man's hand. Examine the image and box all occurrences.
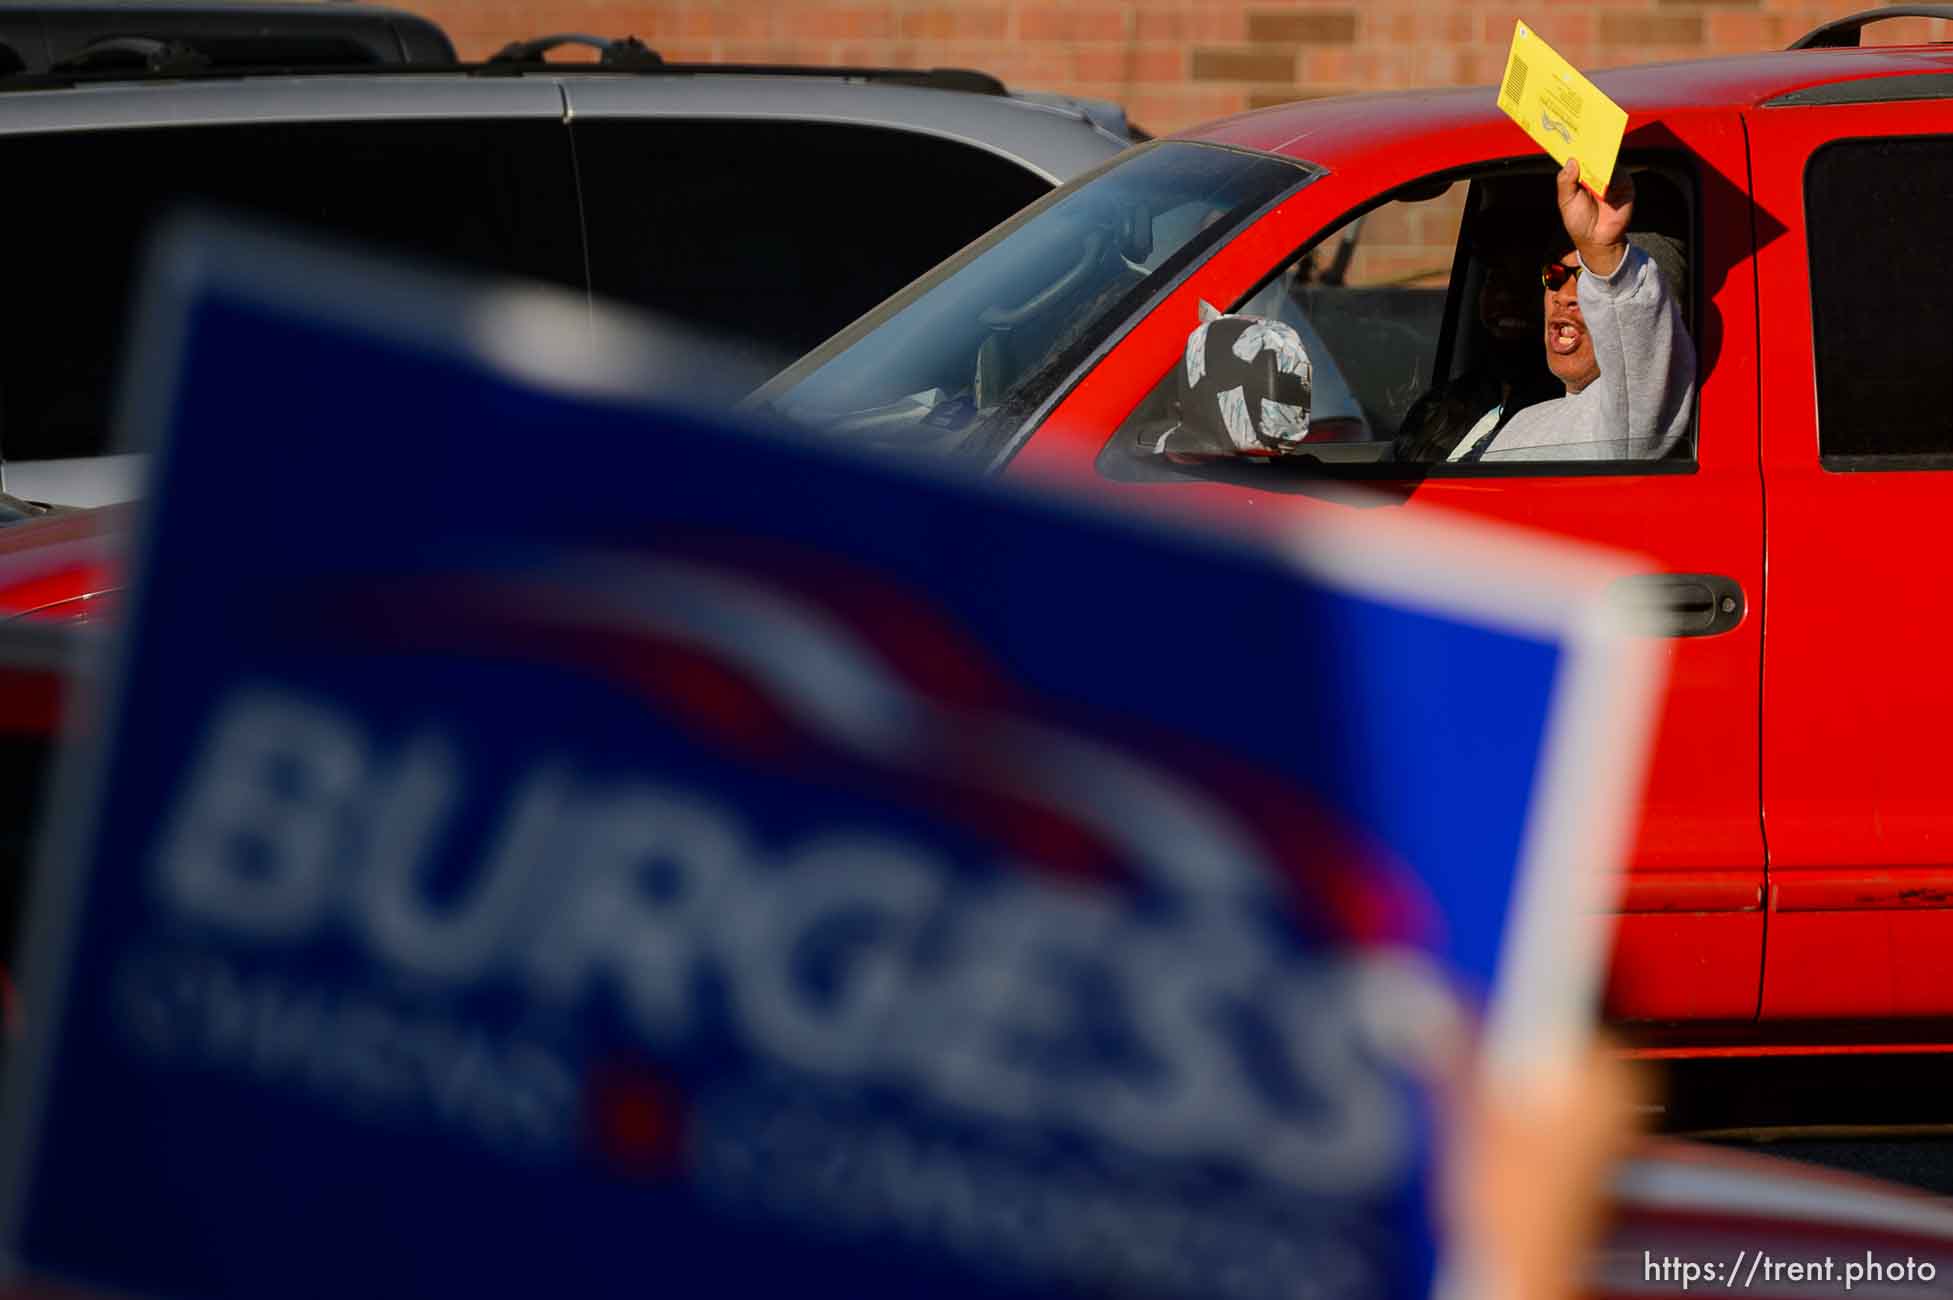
[1557,158,1634,276]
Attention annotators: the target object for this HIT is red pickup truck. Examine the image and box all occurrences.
[763,14,1953,1042]
[13,15,1953,1047]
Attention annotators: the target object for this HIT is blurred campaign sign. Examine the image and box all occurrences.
[2,217,1658,1300]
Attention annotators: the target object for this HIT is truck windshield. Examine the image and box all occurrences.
[759,141,1314,465]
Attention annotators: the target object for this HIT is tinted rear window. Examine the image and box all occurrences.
[574,118,1054,376]
[1808,137,1953,466]
[0,118,585,465]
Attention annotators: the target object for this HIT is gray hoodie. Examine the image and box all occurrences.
[1473,243,1694,462]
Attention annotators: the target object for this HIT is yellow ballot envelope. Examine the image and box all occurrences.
[1497,20,1629,196]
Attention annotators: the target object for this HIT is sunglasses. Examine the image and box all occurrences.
[1540,261,1583,291]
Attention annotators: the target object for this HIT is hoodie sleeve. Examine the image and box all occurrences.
[1478,244,1696,462]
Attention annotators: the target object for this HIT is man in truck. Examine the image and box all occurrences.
[1446,159,1695,464]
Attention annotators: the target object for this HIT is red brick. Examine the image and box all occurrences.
[1347,48,1417,85]
[1070,47,1128,82]
[1125,86,1252,133]
[832,40,914,65]
[992,46,1074,85]
[655,40,717,63]
[900,6,1008,40]
[1131,45,1189,82]
[1247,10,1359,44]
[1413,46,1456,86]
[1300,47,1355,84]
[1069,45,1187,83]
[1133,6,1247,43]
[565,7,679,42]
[782,7,894,41]
[718,40,804,62]
[1707,11,1787,47]
[1599,12,1704,45]
[900,8,951,39]
[700,8,774,40]
[1017,8,1130,43]
[1192,47,1300,81]
[1530,13,1596,47]
[951,43,1027,74]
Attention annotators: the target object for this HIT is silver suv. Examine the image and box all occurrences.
[0,3,1140,506]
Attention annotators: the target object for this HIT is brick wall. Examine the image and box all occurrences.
[416,1,1952,134]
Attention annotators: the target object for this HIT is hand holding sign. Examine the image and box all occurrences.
[1556,159,1634,276]
[1445,1038,1652,1300]
[1499,20,1628,198]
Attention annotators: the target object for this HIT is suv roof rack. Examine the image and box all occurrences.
[0,17,1126,132]
[1789,4,1953,49]
[481,35,1008,95]
[483,42,1153,132]
[485,33,662,69]
[0,2,454,77]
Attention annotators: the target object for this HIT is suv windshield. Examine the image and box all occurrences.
[760,141,1313,464]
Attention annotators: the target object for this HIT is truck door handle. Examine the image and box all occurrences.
[1605,573,1745,637]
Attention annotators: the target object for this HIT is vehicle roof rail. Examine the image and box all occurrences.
[1789,4,1953,49]
[485,32,660,68]
[481,42,1008,94]
[903,67,1007,94]
[669,63,1008,95]
[50,36,210,75]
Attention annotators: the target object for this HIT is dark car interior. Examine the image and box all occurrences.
[1407,161,1698,463]
[1102,155,1700,484]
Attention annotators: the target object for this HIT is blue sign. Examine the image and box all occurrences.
[2,219,1653,1300]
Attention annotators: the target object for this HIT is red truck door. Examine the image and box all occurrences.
[1010,111,1766,1023]
[1748,96,1953,1019]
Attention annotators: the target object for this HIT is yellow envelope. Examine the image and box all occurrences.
[1497,20,1628,196]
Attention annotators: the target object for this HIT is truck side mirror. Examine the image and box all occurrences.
[1145,304,1314,459]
